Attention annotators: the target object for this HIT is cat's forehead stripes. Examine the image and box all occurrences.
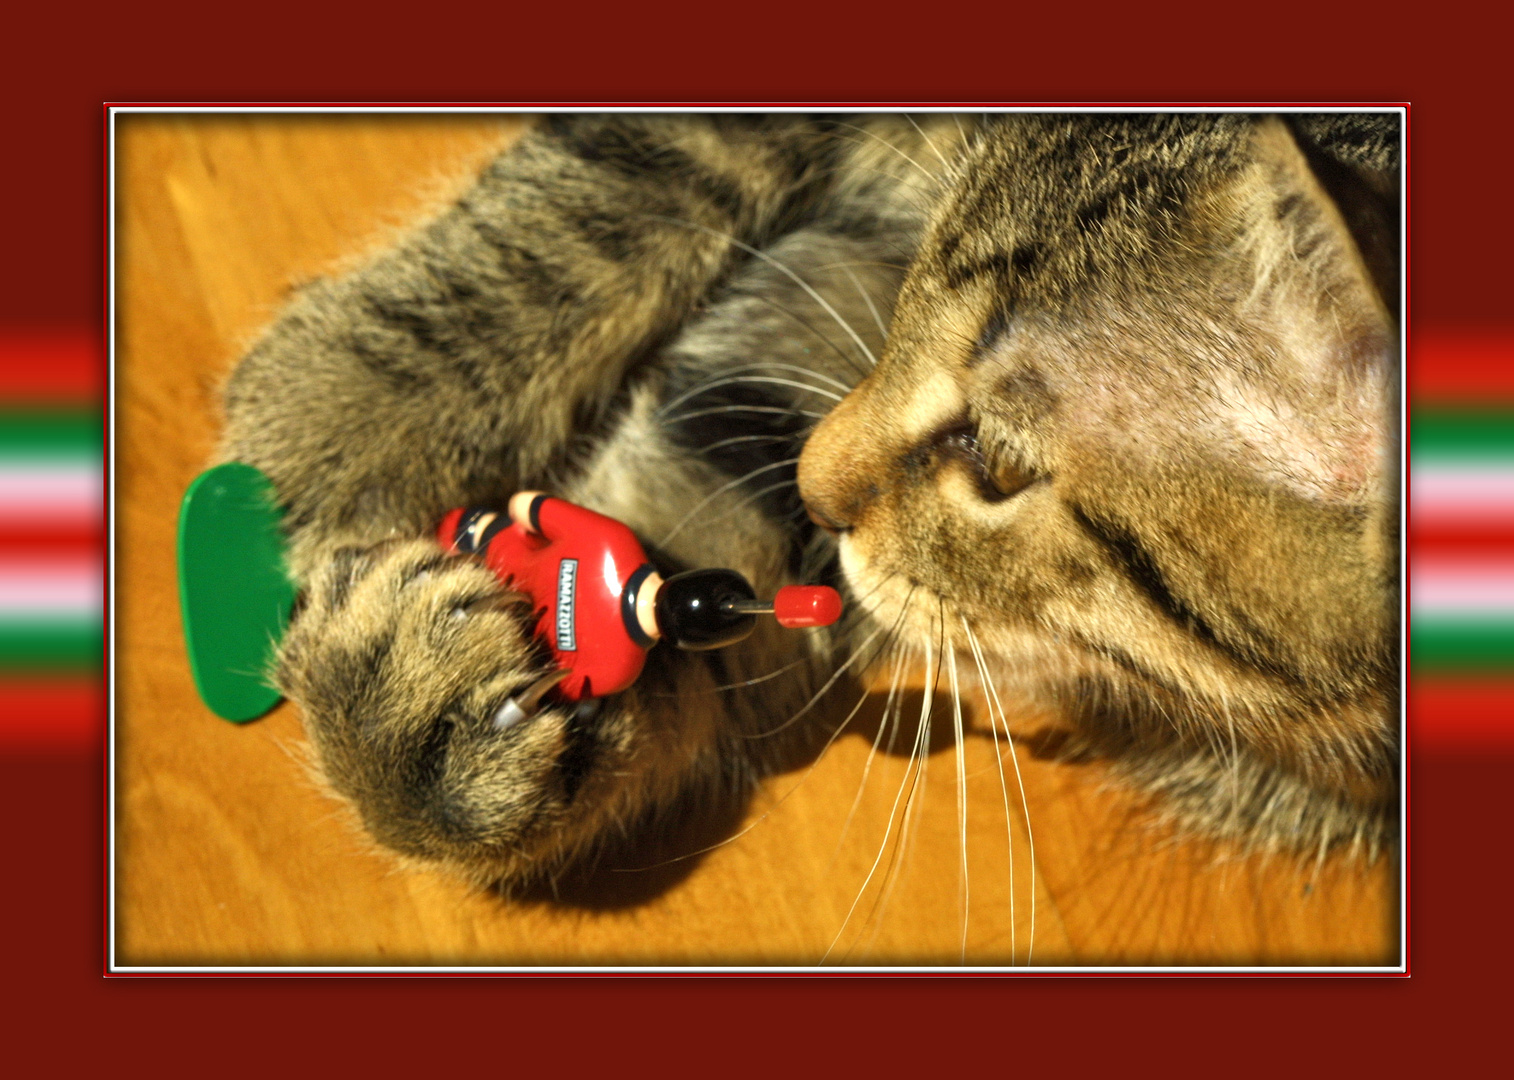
[921,116,1251,308]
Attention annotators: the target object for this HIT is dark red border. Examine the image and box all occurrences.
[2,7,1508,1059]
[106,103,1422,985]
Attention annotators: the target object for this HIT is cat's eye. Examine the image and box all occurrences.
[985,452,1036,501]
[936,422,1036,502]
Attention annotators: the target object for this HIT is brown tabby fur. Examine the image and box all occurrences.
[219,111,1400,891]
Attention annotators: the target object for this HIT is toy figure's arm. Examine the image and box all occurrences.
[220,115,843,578]
[507,491,620,543]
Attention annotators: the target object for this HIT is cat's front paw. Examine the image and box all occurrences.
[276,538,609,887]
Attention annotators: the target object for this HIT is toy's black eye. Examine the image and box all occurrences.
[653,568,759,650]
[453,507,508,553]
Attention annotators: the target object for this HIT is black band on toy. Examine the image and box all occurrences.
[528,494,549,533]
[621,562,658,649]
[454,507,511,554]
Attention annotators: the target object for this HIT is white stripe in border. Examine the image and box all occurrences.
[1413,466,1514,513]
[0,562,101,617]
[0,465,101,523]
[1412,558,1514,615]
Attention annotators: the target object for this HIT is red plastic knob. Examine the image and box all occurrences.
[773,585,843,628]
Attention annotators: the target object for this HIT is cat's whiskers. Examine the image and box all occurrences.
[828,630,911,869]
[659,404,828,425]
[770,601,915,812]
[667,478,805,545]
[827,121,937,189]
[745,589,910,740]
[904,113,954,174]
[811,258,911,274]
[790,152,948,224]
[695,432,795,455]
[657,457,802,547]
[946,635,970,963]
[641,570,904,698]
[824,624,933,965]
[832,261,889,346]
[609,588,913,875]
[1221,693,1243,831]
[855,608,946,961]
[736,290,874,379]
[962,616,1032,966]
[658,372,845,418]
[640,214,882,369]
[637,211,899,380]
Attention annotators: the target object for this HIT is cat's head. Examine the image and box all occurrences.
[797,114,1399,831]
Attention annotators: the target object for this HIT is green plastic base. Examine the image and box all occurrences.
[177,463,295,722]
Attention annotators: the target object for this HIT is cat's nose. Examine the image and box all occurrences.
[798,389,885,531]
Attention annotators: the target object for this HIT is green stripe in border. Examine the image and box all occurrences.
[1413,620,1514,669]
[1412,410,1514,462]
[0,410,102,459]
[0,624,101,669]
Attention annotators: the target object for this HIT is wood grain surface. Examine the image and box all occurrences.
[112,112,1399,969]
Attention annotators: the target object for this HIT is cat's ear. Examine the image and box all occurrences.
[1244,117,1399,387]
[1282,112,1401,327]
[1285,113,1400,184]
[1226,117,1399,503]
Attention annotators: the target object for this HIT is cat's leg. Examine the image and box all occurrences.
[219,114,842,580]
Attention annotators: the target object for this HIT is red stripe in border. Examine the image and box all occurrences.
[0,677,101,749]
[0,330,1455,401]
[1411,677,1514,746]
[1404,536,1514,560]
[1410,333,1514,402]
[0,528,101,560]
[2,678,1498,747]
[0,332,102,402]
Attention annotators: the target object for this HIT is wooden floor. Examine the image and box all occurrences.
[112,113,1399,969]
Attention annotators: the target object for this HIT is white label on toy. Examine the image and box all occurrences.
[556,558,578,652]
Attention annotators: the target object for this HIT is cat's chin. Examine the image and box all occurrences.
[834,533,1097,687]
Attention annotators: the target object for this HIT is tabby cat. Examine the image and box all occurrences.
[219,112,1400,899]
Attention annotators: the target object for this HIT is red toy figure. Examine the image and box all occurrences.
[437,492,842,725]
